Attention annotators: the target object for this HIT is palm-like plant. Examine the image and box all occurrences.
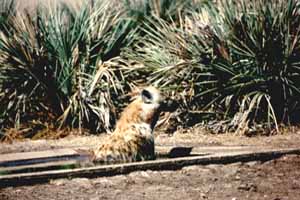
[0,12,51,129]
[0,0,135,134]
[0,0,16,35]
[125,0,300,133]
[205,0,300,131]
[123,0,197,21]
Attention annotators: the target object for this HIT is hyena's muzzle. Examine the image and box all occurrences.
[159,97,179,113]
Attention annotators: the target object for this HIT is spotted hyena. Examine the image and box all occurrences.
[93,86,175,163]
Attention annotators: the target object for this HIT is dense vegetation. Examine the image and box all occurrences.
[1,0,300,139]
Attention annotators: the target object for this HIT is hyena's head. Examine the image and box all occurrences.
[116,86,177,132]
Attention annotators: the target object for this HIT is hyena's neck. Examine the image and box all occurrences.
[115,121,154,136]
[115,100,159,132]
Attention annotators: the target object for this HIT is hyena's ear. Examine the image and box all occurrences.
[141,89,153,104]
[125,86,142,100]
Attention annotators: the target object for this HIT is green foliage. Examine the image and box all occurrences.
[0,0,16,35]
[1,0,300,136]
[208,0,300,129]
[123,0,197,22]
[125,0,300,132]
[0,0,134,132]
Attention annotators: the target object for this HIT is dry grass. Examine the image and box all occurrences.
[1,0,300,140]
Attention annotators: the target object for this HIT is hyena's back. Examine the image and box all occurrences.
[94,125,155,163]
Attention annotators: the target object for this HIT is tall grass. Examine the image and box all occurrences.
[1,0,300,137]
[125,0,300,133]
[0,0,135,134]
[123,0,200,22]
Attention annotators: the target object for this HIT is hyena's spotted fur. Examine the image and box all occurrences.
[93,86,164,163]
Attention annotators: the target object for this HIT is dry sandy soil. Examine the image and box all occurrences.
[1,155,300,200]
[1,128,300,200]
[2,126,300,154]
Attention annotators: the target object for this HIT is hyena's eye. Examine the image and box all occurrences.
[141,89,152,103]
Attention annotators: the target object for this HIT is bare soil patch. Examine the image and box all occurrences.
[1,128,300,200]
[1,155,300,200]
[2,126,300,154]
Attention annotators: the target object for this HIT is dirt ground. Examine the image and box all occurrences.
[1,155,300,200]
[2,126,300,154]
[1,127,300,200]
